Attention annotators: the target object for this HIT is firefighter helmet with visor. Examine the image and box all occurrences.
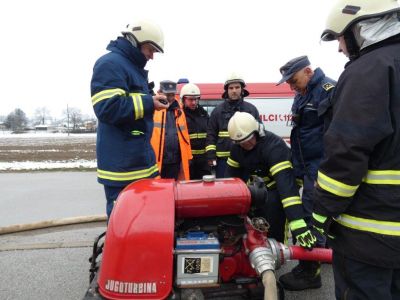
[228,112,263,144]
[180,83,201,100]
[122,20,164,53]
[321,0,400,41]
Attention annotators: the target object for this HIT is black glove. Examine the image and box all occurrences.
[290,219,317,250]
[311,212,334,240]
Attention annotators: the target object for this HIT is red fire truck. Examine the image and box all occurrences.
[177,82,294,142]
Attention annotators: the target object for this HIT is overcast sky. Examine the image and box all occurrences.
[1,0,355,119]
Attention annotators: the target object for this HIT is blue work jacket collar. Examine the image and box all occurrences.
[307,68,325,90]
[107,37,148,69]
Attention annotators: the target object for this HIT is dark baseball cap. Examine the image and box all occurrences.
[277,55,310,85]
[159,80,177,93]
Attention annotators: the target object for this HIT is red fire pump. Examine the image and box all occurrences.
[84,177,331,300]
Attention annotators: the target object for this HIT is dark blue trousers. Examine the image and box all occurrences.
[103,185,124,219]
[216,158,227,178]
[333,251,400,300]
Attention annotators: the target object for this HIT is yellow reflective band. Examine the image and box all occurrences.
[266,181,276,188]
[317,171,359,198]
[131,130,144,136]
[189,133,207,139]
[130,93,144,120]
[270,161,292,176]
[289,219,307,231]
[192,149,206,155]
[97,165,158,181]
[91,88,126,106]
[206,145,216,151]
[262,176,271,183]
[216,151,230,158]
[363,170,400,185]
[227,158,240,168]
[218,131,230,137]
[296,179,304,187]
[281,196,302,208]
[337,214,400,236]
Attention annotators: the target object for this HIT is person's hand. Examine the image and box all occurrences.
[311,213,334,240]
[289,219,317,250]
[153,94,169,110]
[208,160,216,167]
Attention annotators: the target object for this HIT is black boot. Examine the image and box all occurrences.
[279,261,322,291]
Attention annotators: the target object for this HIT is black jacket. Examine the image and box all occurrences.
[314,35,400,268]
[225,131,305,222]
[184,105,209,162]
[206,99,259,160]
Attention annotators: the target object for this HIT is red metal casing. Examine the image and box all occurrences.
[98,179,176,300]
[175,178,251,218]
[97,178,251,299]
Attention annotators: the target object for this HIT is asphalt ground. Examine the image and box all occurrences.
[0,172,335,300]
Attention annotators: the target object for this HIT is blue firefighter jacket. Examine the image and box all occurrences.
[290,68,336,179]
[90,37,158,187]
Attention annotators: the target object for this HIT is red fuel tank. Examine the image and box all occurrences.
[175,177,251,218]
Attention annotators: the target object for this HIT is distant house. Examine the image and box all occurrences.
[35,124,57,132]
[0,122,5,130]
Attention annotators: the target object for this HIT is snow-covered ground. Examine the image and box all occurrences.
[0,131,97,171]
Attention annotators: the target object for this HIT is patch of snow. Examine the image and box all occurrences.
[0,160,97,171]
[0,131,96,138]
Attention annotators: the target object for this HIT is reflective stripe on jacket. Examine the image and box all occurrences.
[151,100,192,180]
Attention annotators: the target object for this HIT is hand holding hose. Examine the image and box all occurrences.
[290,219,317,250]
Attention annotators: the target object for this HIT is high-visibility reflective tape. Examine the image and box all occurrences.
[227,158,240,168]
[91,88,126,106]
[97,165,158,181]
[337,214,400,236]
[130,93,144,120]
[270,161,292,176]
[317,171,359,197]
[363,170,400,185]
[216,151,230,158]
[206,145,216,151]
[218,131,230,137]
[282,196,302,208]
[192,149,206,155]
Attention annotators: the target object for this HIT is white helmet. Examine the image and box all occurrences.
[222,72,249,98]
[224,72,246,89]
[122,20,164,53]
[321,0,400,41]
[180,83,201,99]
[228,112,263,144]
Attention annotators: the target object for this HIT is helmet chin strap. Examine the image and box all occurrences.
[344,29,360,61]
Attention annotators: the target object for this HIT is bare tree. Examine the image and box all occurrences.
[34,107,51,125]
[5,108,28,132]
[63,106,82,130]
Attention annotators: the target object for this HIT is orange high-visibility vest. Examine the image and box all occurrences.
[151,101,192,180]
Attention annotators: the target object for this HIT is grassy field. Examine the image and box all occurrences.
[0,132,96,171]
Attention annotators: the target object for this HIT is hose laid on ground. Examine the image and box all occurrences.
[262,270,277,300]
[0,214,107,235]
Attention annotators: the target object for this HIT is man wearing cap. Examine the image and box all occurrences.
[151,80,192,180]
[277,56,336,291]
[90,20,169,219]
[205,73,259,178]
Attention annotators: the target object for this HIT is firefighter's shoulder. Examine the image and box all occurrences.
[322,82,335,91]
